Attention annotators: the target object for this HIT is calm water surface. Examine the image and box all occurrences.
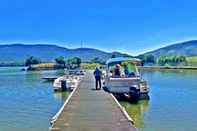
[0,67,68,131]
[1,67,197,131]
[121,69,197,131]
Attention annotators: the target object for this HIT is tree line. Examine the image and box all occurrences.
[137,55,187,66]
[25,54,189,68]
[25,56,82,69]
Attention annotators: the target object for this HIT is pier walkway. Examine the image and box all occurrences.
[50,72,137,131]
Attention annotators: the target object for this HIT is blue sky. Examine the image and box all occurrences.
[0,0,197,55]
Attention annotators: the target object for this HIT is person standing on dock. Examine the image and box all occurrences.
[93,67,102,90]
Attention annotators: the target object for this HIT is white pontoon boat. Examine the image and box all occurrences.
[103,57,149,102]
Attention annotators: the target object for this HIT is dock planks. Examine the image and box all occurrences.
[50,72,137,131]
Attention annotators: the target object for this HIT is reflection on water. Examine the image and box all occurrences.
[121,69,197,131]
[53,92,70,101]
[54,69,66,76]
[121,100,149,129]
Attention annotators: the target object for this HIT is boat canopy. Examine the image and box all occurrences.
[106,57,141,65]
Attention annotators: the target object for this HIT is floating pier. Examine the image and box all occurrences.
[50,72,137,131]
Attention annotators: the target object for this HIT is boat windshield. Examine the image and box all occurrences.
[108,61,138,78]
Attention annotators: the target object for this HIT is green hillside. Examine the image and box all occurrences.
[143,40,197,57]
[0,44,129,63]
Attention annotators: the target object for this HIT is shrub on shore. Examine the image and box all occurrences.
[81,63,102,70]
[25,56,41,66]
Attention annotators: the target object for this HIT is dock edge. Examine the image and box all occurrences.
[49,80,81,130]
[110,93,138,130]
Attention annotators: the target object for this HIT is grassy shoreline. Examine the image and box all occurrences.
[140,66,197,70]
[27,63,65,71]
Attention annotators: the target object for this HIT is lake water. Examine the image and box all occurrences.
[0,67,68,131]
[1,67,197,131]
[121,69,197,131]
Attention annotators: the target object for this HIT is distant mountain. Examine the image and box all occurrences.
[1,40,196,63]
[143,40,197,57]
[0,44,129,63]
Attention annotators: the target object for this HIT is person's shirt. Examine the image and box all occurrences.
[94,68,101,77]
[124,68,129,76]
[114,68,121,77]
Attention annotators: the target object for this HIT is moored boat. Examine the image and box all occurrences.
[103,57,149,103]
[53,70,85,92]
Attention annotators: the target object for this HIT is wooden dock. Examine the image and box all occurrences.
[50,72,137,131]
